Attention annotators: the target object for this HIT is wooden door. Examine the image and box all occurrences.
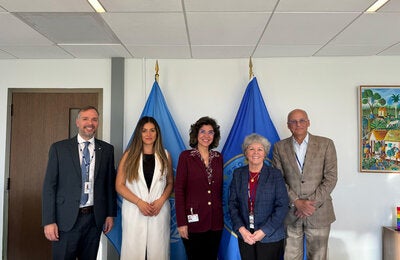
[8,92,99,260]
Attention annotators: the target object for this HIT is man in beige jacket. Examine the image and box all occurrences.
[272,109,337,260]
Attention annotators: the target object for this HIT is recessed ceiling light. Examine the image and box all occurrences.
[87,0,106,13]
[366,0,390,13]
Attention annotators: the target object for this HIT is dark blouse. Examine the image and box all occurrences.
[143,154,155,190]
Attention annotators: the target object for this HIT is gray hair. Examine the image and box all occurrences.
[242,133,271,156]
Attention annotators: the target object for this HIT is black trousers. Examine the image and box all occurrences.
[182,230,222,260]
[238,237,284,260]
[52,212,102,260]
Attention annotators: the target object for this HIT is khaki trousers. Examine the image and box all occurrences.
[284,222,330,260]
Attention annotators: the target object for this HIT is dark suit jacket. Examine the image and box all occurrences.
[42,136,117,231]
[175,149,224,233]
[229,164,289,243]
[272,133,337,228]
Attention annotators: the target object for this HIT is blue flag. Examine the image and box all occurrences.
[106,81,187,259]
[218,77,280,260]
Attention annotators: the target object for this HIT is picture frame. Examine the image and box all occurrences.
[360,86,400,173]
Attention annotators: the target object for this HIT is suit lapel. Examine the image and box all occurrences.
[69,136,82,178]
[283,139,302,175]
[94,139,102,180]
[303,134,318,175]
[239,168,249,213]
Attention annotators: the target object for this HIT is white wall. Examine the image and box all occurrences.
[1,56,400,259]
[124,57,400,260]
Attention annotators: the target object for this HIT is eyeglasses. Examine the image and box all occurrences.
[287,119,309,126]
[199,129,215,136]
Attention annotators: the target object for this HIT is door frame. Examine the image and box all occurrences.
[3,88,103,259]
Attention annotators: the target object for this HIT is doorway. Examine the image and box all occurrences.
[6,90,102,259]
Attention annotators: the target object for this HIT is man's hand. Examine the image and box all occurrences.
[44,223,59,241]
[103,217,114,234]
[294,199,316,218]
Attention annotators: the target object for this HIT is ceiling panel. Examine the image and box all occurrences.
[276,0,377,12]
[192,45,255,58]
[331,13,400,45]
[0,0,399,59]
[0,0,93,12]
[0,49,16,58]
[60,44,132,58]
[101,0,182,12]
[126,45,191,58]
[0,45,73,58]
[0,13,53,45]
[184,0,278,12]
[260,13,360,45]
[379,43,400,55]
[187,12,271,45]
[315,44,388,56]
[254,44,322,57]
[102,13,188,45]
[15,12,120,44]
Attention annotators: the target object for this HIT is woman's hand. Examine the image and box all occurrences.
[137,199,153,216]
[252,229,266,242]
[178,225,189,239]
[150,198,164,216]
[239,226,255,245]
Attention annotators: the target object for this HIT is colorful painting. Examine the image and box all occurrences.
[360,86,400,173]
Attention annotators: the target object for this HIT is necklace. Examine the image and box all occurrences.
[249,171,260,183]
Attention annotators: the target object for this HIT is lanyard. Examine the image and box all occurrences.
[295,153,304,173]
[247,172,259,213]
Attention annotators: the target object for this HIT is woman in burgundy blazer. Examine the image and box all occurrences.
[175,116,224,260]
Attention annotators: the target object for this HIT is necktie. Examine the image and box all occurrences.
[80,141,90,205]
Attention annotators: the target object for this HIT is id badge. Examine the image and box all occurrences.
[187,207,199,223]
[84,182,92,194]
[187,214,199,223]
[249,214,254,229]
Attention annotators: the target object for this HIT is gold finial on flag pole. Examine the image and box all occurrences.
[249,57,254,80]
[155,60,159,83]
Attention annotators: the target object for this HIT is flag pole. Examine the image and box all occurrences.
[249,57,254,80]
[155,60,159,83]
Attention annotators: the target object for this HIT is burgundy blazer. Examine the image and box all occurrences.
[175,149,224,233]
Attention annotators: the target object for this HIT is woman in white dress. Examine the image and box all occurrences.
[116,116,173,260]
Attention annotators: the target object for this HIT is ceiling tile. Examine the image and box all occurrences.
[379,43,400,56]
[0,45,73,58]
[15,12,120,44]
[0,48,16,58]
[276,0,376,12]
[101,0,182,12]
[315,44,387,56]
[184,0,278,12]
[191,45,254,58]
[125,45,191,58]
[102,13,188,45]
[0,13,53,45]
[378,0,400,12]
[254,44,322,57]
[187,12,271,45]
[0,0,93,12]
[332,13,400,45]
[260,12,360,45]
[60,44,132,58]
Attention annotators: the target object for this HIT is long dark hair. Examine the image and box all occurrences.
[124,116,168,182]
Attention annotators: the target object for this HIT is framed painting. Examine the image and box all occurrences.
[360,86,400,173]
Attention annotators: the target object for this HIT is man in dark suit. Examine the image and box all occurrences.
[42,106,117,259]
[272,109,337,260]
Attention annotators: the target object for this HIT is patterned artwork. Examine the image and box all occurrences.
[360,86,400,173]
